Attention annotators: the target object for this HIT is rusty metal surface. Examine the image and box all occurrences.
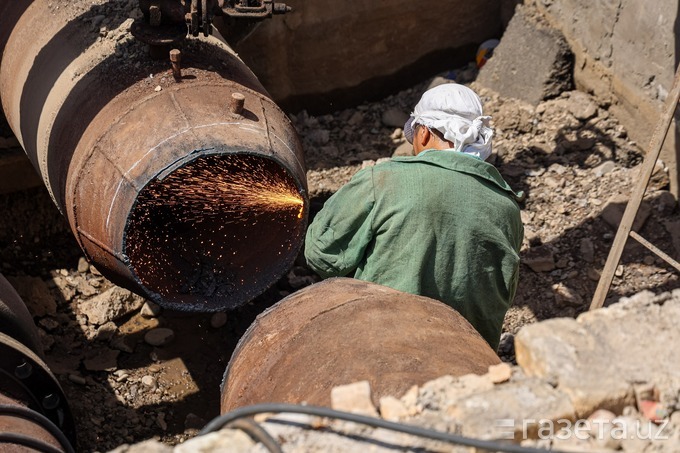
[0,1,307,311]
[0,274,43,358]
[0,332,75,448]
[0,394,65,452]
[221,278,501,411]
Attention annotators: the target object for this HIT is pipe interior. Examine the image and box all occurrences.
[125,153,306,311]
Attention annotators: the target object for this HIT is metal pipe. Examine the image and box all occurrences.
[221,278,501,411]
[0,274,76,451]
[0,1,308,311]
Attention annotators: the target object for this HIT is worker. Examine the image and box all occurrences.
[304,83,523,350]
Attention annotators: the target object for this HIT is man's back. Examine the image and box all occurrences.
[304,150,523,349]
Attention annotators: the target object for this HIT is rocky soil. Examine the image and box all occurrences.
[113,289,680,452]
[1,5,679,452]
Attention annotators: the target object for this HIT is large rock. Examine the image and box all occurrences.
[78,287,145,326]
[448,379,575,440]
[516,290,680,417]
[477,5,573,105]
[600,193,651,232]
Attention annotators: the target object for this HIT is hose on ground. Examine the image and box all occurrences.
[199,402,569,453]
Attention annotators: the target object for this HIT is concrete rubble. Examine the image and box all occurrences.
[477,4,573,105]
[112,289,680,452]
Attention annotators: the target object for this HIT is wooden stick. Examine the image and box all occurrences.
[629,231,680,273]
[590,64,680,310]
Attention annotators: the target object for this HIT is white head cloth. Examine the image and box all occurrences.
[404,83,493,161]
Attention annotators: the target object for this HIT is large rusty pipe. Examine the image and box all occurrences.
[0,274,75,452]
[0,1,307,311]
[221,278,501,411]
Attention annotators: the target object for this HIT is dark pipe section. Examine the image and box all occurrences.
[0,274,76,451]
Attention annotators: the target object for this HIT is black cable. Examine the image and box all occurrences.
[0,433,64,453]
[0,404,74,453]
[200,403,569,453]
[226,418,283,453]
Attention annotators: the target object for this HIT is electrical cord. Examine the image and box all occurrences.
[0,404,75,453]
[199,402,570,453]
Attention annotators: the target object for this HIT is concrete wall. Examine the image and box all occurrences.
[531,0,679,197]
[232,0,512,112]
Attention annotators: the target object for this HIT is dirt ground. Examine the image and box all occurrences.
[1,58,679,451]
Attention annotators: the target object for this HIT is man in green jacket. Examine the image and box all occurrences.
[304,83,523,350]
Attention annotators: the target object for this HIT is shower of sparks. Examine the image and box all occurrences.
[146,158,304,219]
[125,154,305,306]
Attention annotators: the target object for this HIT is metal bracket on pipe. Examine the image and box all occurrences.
[590,63,680,311]
[219,0,291,19]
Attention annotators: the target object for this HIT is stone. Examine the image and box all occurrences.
[488,362,513,384]
[516,294,680,417]
[347,111,364,126]
[174,430,254,453]
[601,194,651,232]
[477,5,573,105]
[593,161,617,177]
[524,246,555,272]
[144,328,175,347]
[76,278,98,297]
[565,90,598,120]
[184,413,206,430]
[587,267,601,282]
[110,336,135,353]
[427,76,454,91]
[331,380,378,417]
[447,379,575,440]
[38,317,59,331]
[68,374,87,385]
[96,321,117,341]
[379,396,409,422]
[141,375,157,389]
[552,282,584,307]
[140,301,161,318]
[210,312,228,329]
[83,348,119,371]
[108,439,172,453]
[78,287,145,325]
[400,385,419,413]
[307,129,330,145]
[580,238,595,263]
[381,107,409,128]
[50,276,76,302]
[392,141,413,157]
[77,257,90,273]
[6,276,57,317]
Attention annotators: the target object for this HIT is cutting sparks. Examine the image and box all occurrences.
[146,157,304,219]
[125,154,306,305]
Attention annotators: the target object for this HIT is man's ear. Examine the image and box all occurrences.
[418,126,431,147]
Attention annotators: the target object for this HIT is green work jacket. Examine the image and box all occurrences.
[304,150,524,349]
